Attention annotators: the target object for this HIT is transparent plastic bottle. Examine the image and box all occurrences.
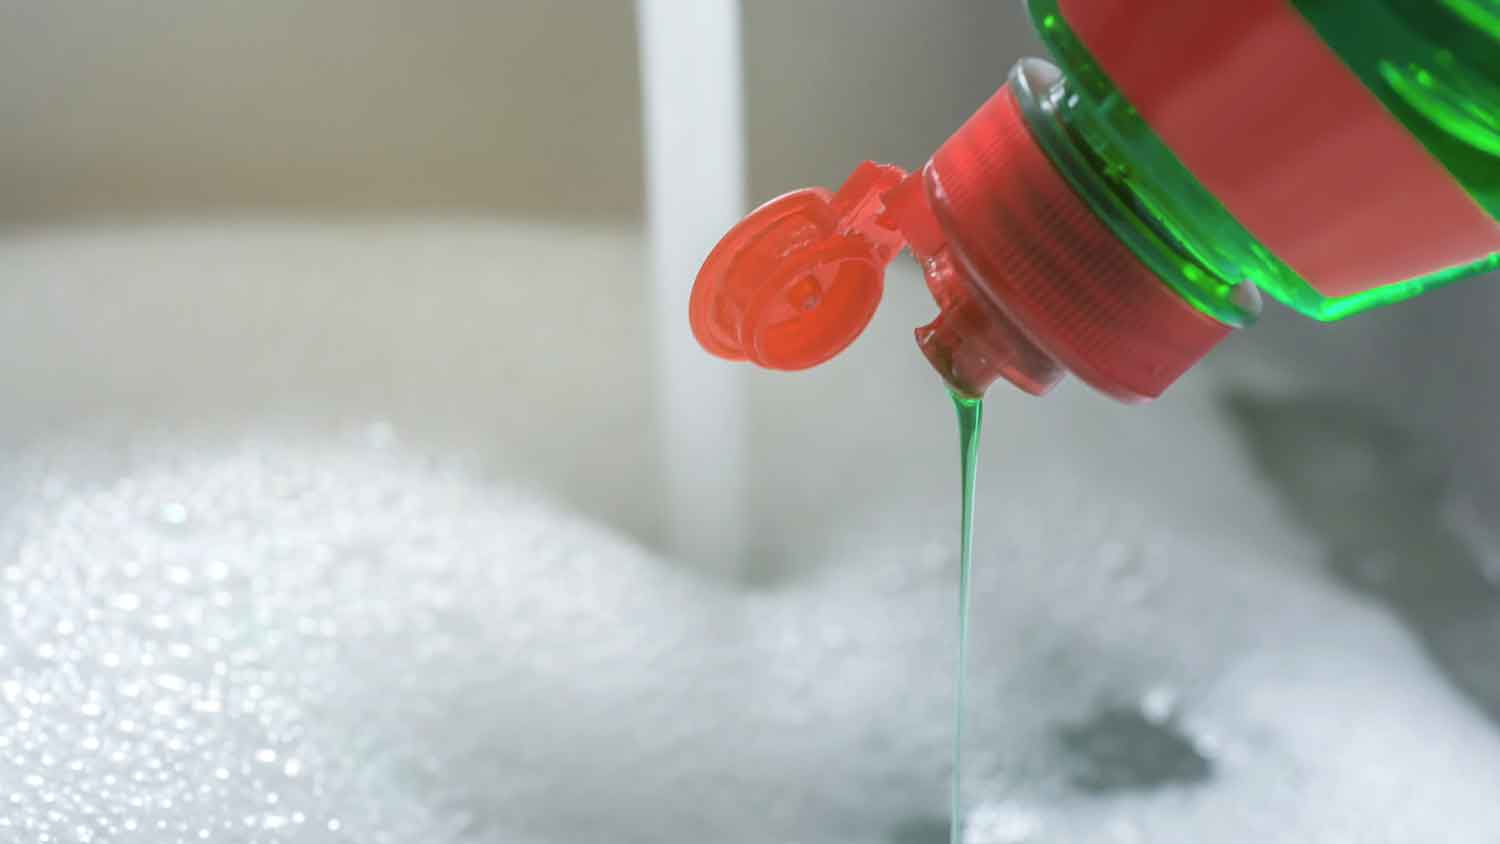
[688,0,1500,401]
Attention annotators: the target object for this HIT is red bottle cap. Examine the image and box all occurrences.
[688,60,1233,401]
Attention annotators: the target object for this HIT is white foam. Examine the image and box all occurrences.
[3,422,1500,843]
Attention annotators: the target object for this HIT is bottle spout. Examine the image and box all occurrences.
[913,274,1065,398]
[884,167,1065,398]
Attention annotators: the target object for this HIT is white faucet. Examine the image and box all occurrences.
[636,0,750,575]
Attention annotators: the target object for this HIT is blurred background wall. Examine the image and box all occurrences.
[0,0,1035,224]
[0,1,646,223]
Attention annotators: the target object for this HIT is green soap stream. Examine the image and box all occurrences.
[949,392,982,844]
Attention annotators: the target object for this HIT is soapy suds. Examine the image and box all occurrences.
[4,423,1500,843]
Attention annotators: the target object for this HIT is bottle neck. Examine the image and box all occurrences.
[899,60,1240,402]
[1013,58,1262,327]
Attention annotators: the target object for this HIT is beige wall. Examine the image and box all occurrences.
[0,1,1036,225]
[1,1,644,224]
[744,1,1038,200]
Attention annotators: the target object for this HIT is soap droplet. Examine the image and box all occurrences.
[1140,685,1178,725]
[110,594,141,612]
[159,501,189,526]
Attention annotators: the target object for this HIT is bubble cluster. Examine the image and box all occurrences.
[2,425,1499,843]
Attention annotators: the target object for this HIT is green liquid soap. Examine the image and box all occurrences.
[949,391,983,844]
